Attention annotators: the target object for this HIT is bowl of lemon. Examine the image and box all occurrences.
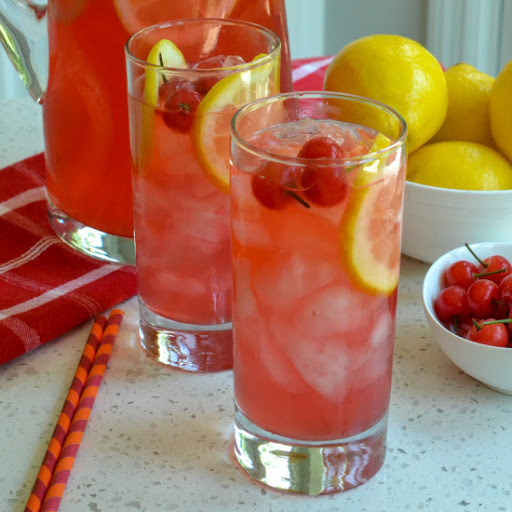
[402,59,512,263]
[322,35,512,265]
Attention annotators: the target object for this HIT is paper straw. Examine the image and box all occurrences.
[24,315,107,512]
[39,308,124,512]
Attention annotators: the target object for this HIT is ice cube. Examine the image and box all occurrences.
[252,254,339,312]
[291,285,368,340]
[286,330,350,402]
[223,55,246,67]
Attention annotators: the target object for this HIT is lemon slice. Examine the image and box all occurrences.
[352,133,392,187]
[340,133,403,295]
[137,39,186,171]
[144,39,187,107]
[192,55,276,193]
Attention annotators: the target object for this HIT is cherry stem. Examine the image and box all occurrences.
[465,243,488,268]
[472,318,512,331]
[286,190,310,208]
[473,268,506,279]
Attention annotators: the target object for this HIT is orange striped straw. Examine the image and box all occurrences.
[40,308,124,512]
[28,309,124,512]
[24,314,107,512]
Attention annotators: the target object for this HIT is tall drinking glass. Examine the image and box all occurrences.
[230,91,407,493]
[125,18,281,371]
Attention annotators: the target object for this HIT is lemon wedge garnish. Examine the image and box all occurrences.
[192,54,277,193]
[144,39,187,107]
[340,132,404,296]
[136,39,187,171]
[352,133,392,187]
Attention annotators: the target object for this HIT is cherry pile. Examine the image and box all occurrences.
[434,244,512,347]
[251,136,354,210]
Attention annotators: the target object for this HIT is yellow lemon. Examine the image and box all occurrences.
[431,63,494,146]
[490,58,512,162]
[323,34,447,154]
[407,141,512,190]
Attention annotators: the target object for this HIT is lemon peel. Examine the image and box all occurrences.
[192,55,277,192]
[353,133,392,187]
[138,39,186,170]
[144,39,187,107]
[340,133,403,296]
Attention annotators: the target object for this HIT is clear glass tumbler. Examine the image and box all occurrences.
[125,18,281,371]
[230,91,407,493]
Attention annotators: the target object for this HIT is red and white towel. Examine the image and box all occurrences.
[0,57,330,366]
[0,154,137,365]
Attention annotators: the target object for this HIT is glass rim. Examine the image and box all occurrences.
[125,17,282,74]
[230,91,408,167]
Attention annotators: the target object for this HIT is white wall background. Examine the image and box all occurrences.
[1,0,511,100]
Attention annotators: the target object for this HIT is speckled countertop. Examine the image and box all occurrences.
[1,98,512,512]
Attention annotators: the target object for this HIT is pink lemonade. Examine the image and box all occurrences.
[126,19,280,370]
[131,120,232,325]
[231,118,406,441]
[39,0,290,264]
[129,85,232,325]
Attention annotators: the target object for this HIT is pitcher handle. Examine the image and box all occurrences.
[0,0,48,103]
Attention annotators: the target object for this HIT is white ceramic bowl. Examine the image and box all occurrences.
[423,242,512,395]
[402,181,512,264]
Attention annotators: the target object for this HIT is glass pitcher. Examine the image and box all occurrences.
[0,0,292,264]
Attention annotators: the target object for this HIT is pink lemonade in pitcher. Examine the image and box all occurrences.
[231,117,406,440]
[126,19,280,370]
[43,0,291,246]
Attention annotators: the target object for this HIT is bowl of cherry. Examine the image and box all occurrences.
[423,241,512,394]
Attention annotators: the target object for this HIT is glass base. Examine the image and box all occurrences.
[47,200,135,265]
[139,300,233,372]
[234,405,387,495]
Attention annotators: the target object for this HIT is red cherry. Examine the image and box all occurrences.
[280,164,304,190]
[478,255,512,285]
[298,136,346,160]
[434,285,470,323]
[446,316,473,338]
[499,273,512,306]
[443,260,478,290]
[298,137,348,207]
[467,318,509,347]
[507,308,512,341]
[467,279,500,318]
[251,161,293,210]
[158,77,188,105]
[162,87,203,133]
[457,319,474,339]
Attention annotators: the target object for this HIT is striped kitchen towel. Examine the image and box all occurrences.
[0,154,137,365]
